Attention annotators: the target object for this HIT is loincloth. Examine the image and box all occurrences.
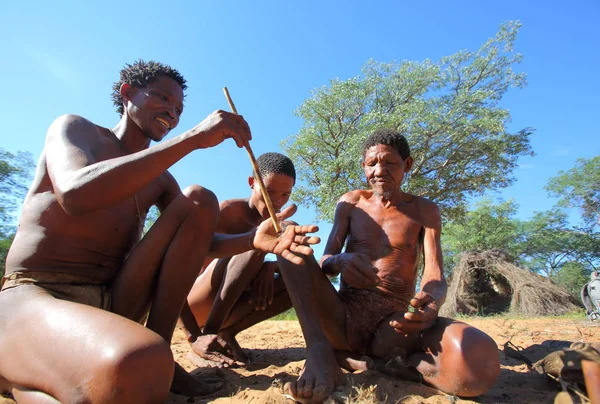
[1,270,111,310]
[339,287,408,355]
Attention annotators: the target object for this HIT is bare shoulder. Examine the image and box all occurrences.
[219,198,248,213]
[412,195,441,228]
[48,114,99,137]
[218,198,252,232]
[46,114,106,148]
[339,189,370,205]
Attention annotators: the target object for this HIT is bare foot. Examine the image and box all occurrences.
[334,350,369,372]
[188,334,243,368]
[284,345,345,403]
[373,355,422,382]
[170,362,224,397]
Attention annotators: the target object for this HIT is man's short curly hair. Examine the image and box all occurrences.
[362,128,411,160]
[111,60,187,115]
[254,152,296,182]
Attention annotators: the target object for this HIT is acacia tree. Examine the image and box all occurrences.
[545,156,600,228]
[282,21,533,222]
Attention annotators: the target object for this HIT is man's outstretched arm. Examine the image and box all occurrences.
[46,111,250,215]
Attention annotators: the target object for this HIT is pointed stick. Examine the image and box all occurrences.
[223,87,281,233]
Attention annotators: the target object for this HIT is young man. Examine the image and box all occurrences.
[0,60,318,403]
[183,152,297,366]
[276,129,501,402]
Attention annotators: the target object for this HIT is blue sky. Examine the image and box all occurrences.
[1,1,599,257]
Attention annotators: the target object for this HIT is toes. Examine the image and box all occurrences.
[300,377,315,399]
[311,384,330,403]
[284,381,297,397]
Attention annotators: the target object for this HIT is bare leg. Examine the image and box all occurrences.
[277,254,347,403]
[188,261,292,364]
[371,314,500,397]
[187,249,266,365]
[110,185,224,396]
[202,250,266,334]
[219,279,293,361]
[0,285,175,403]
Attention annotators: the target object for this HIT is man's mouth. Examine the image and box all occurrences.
[156,117,171,129]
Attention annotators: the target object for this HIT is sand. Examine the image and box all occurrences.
[2,317,599,403]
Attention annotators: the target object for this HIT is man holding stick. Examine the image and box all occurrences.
[0,60,319,402]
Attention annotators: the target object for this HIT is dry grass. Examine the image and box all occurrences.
[441,250,581,317]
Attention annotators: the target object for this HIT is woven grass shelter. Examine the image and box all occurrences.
[440,250,581,317]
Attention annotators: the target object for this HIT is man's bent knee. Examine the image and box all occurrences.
[440,325,500,397]
[183,184,218,211]
[85,338,174,403]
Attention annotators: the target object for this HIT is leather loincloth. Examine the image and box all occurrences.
[339,287,408,355]
[1,270,111,310]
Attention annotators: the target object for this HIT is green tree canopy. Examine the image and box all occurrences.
[0,148,34,234]
[442,199,524,272]
[0,148,35,277]
[545,156,600,228]
[521,210,599,278]
[442,198,599,299]
[282,21,534,222]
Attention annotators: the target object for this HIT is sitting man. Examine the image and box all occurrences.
[0,60,319,403]
[276,128,501,402]
[182,152,297,366]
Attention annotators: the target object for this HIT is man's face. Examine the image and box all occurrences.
[124,75,184,142]
[249,173,294,219]
[362,144,413,200]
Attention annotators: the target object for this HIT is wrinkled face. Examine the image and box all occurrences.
[123,75,184,142]
[362,144,412,200]
[249,173,294,219]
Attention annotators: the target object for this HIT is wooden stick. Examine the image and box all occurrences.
[223,87,281,233]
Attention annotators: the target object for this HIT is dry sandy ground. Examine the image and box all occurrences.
[2,317,599,403]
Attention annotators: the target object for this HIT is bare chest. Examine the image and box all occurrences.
[347,203,423,257]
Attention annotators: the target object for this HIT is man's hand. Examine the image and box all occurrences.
[189,110,252,149]
[250,261,277,310]
[335,253,380,288]
[389,291,439,335]
[189,334,242,368]
[252,204,320,265]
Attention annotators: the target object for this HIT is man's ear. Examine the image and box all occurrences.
[119,83,135,103]
[404,156,414,172]
[248,176,255,189]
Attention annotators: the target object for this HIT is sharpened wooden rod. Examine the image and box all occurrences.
[223,87,281,233]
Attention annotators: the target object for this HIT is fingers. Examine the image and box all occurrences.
[358,254,379,273]
[389,319,424,335]
[203,351,236,367]
[289,243,315,256]
[410,293,431,308]
[356,265,380,286]
[277,204,297,220]
[226,111,251,148]
[293,224,319,234]
[281,249,308,266]
[294,234,321,245]
[404,306,436,322]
